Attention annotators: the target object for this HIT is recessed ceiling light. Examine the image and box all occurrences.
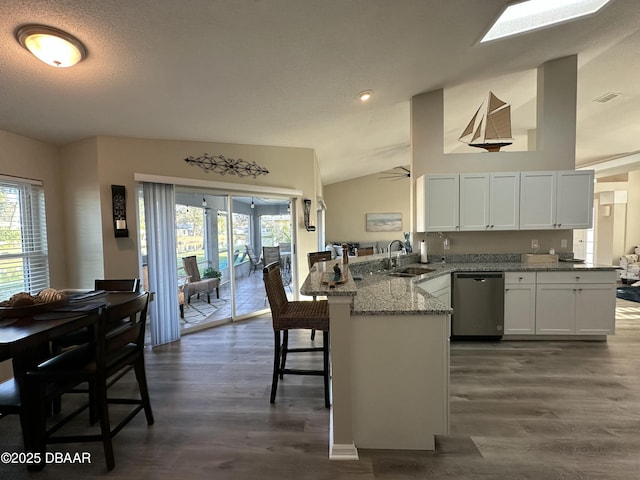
[16,24,87,67]
[481,0,612,43]
[359,90,373,102]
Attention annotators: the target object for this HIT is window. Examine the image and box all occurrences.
[260,214,291,247]
[0,176,49,298]
[232,212,250,264]
[176,203,205,264]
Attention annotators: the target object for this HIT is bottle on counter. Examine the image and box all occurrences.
[342,243,349,265]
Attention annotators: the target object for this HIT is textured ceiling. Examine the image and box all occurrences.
[0,0,639,185]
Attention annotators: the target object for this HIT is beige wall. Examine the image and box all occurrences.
[625,170,640,253]
[0,129,322,293]
[0,129,67,288]
[324,172,410,245]
[593,182,628,265]
[60,135,320,290]
[60,138,102,288]
[410,56,578,254]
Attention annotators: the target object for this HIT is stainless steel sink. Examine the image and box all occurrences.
[386,266,436,277]
[398,267,435,275]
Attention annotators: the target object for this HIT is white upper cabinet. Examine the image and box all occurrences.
[459,173,489,231]
[555,170,594,229]
[417,170,592,232]
[489,172,520,230]
[520,170,593,230]
[519,171,556,229]
[416,174,459,232]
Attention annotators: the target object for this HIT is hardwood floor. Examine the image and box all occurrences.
[2,299,640,479]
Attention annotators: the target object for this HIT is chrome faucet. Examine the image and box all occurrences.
[387,239,405,269]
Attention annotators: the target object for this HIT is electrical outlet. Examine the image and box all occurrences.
[561,239,568,248]
[531,239,539,249]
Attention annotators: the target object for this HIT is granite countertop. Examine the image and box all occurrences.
[300,253,619,317]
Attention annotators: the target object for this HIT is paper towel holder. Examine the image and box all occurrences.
[420,239,429,264]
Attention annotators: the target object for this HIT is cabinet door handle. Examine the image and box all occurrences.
[486,225,490,229]
[505,288,509,292]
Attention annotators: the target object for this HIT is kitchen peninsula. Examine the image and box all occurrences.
[301,252,618,460]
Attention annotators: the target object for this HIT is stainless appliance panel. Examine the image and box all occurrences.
[452,272,504,338]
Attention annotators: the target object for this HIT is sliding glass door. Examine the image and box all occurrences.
[170,189,293,329]
[231,196,293,317]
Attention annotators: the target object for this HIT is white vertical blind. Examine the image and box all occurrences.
[0,176,49,299]
[142,182,180,346]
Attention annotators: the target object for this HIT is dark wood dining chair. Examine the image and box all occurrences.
[262,262,330,408]
[27,292,153,471]
[0,379,30,450]
[51,278,143,415]
[94,278,140,292]
[52,277,141,352]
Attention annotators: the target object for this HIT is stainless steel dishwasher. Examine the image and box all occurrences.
[452,272,504,339]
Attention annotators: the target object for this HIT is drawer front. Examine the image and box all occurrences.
[505,271,536,284]
[537,270,616,284]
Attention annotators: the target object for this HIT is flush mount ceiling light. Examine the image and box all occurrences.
[359,90,373,102]
[16,24,87,67]
[481,0,612,43]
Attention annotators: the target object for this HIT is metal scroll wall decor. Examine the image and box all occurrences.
[184,153,269,178]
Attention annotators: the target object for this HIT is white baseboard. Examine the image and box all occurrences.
[329,409,359,460]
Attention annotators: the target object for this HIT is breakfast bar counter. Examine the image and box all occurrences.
[301,255,451,459]
[301,253,618,460]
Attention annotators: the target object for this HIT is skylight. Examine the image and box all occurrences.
[481,0,611,43]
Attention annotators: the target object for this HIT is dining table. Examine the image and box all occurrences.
[0,290,145,464]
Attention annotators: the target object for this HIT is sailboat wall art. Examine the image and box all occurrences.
[459,91,513,152]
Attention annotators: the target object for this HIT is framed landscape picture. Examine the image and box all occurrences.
[366,213,402,232]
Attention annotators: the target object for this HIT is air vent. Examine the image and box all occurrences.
[594,92,622,103]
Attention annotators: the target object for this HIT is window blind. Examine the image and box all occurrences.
[0,176,50,299]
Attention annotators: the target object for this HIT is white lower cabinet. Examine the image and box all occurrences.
[535,284,575,334]
[503,270,616,337]
[504,272,536,335]
[535,271,616,335]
